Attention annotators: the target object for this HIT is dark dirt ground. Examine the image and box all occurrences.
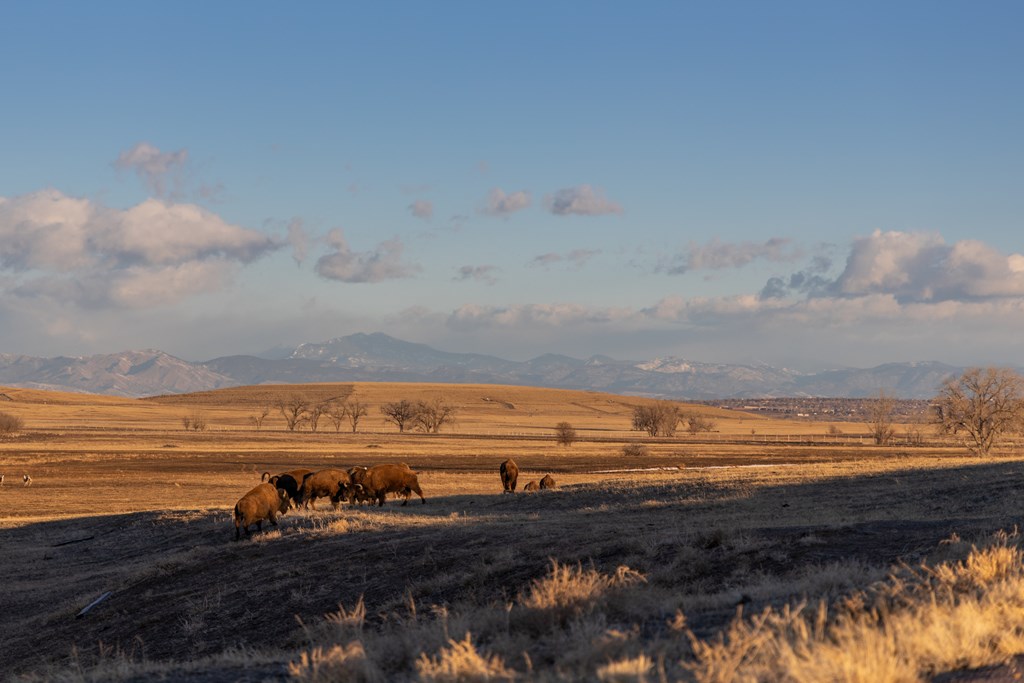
[3,452,1024,681]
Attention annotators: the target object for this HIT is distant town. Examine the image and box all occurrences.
[701,398,934,422]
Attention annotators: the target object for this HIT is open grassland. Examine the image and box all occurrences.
[2,382,1023,682]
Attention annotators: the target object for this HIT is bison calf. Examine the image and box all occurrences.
[234,483,290,541]
[363,464,425,506]
[500,459,519,494]
[539,474,557,490]
[523,480,540,492]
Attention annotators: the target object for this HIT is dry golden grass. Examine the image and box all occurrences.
[2,381,1022,682]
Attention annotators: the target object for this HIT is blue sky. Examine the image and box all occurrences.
[2,1,1023,369]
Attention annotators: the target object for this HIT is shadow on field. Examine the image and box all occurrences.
[3,458,1024,679]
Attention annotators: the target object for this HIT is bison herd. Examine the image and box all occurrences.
[234,459,558,541]
[234,463,426,540]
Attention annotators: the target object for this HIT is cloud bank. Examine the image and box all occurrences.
[0,189,278,308]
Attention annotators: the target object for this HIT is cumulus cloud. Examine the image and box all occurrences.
[544,185,623,216]
[315,229,421,283]
[0,189,279,308]
[835,230,1024,302]
[408,200,433,220]
[114,142,189,199]
[661,237,802,275]
[454,265,499,285]
[482,188,531,216]
[529,249,601,269]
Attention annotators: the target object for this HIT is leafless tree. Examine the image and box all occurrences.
[277,395,310,432]
[345,400,369,433]
[684,411,716,435]
[868,390,897,446]
[250,405,270,431]
[381,400,417,433]
[934,367,1024,455]
[325,402,347,433]
[307,402,330,433]
[555,421,577,446]
[632,401,681,437]
[414,397,457,433]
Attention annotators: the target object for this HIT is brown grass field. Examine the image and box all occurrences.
[2,382,1024,682]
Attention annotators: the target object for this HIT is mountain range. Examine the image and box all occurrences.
[0,332,968,399]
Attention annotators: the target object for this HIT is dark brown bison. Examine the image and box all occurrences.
[500,459,519,494]
[539,474,557,490]
[362,463,425,506]
[345,466,373,505]
[523,480,540,492]
[261,469,313,507]
[234,483,290,540]
[297,469,352,511]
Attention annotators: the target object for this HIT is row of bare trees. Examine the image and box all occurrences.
[632,401,716,437]
[379,398,457,433]
[270,396,370,433]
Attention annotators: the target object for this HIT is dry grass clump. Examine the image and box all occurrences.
[415,633,516,682]
[288,641,383,683]
[596,653,656,682]
[686,531,1024,682]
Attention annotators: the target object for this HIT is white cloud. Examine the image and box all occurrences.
[409,200,433,220]
[114,142,189,198]
[0,189,278,308]
[286,218,308,266]
[836,230,1024,302]
[662,237,801,274]
[482,188,531,216]
[544,185,623,216]
[315,229,421,283]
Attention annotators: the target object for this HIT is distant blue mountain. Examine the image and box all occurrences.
[0,333,965,399]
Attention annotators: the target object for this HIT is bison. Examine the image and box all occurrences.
[362,463,425,506]
[523,480,540,492]
[297,468,352,511]
[234,483,290,540]
[261,468,313,507]
[539,474,557,490]
[500,459,519,494]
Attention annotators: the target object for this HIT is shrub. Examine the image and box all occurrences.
[621,442,649,457]
[555,421,577,446]
[0,411,24,435]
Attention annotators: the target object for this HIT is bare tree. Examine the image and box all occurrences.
[307,402,329,433]
[277,395,310,432]
[183,411,207,431]
[414,397,457,433]
[325,402,347,433]
[381,400,417,433]
[868,390,897,446]
[250,405,270,431]
[684,411,715,435]
[555,421,577,446]
[345,400,369,433]
[632,401,681,437]
[934,367,1024,455]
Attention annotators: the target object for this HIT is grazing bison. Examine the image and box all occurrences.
[362,463,425,506]
[500,459,519,494]
[262,469,313,507]
[523,480,540,492]
[234,483,290,540]
[539,474,556,490]
[297,468,352,511]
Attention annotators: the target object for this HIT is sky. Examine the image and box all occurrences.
[1,1,1023,370]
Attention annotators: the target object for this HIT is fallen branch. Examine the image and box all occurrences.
[76,591,112,618]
